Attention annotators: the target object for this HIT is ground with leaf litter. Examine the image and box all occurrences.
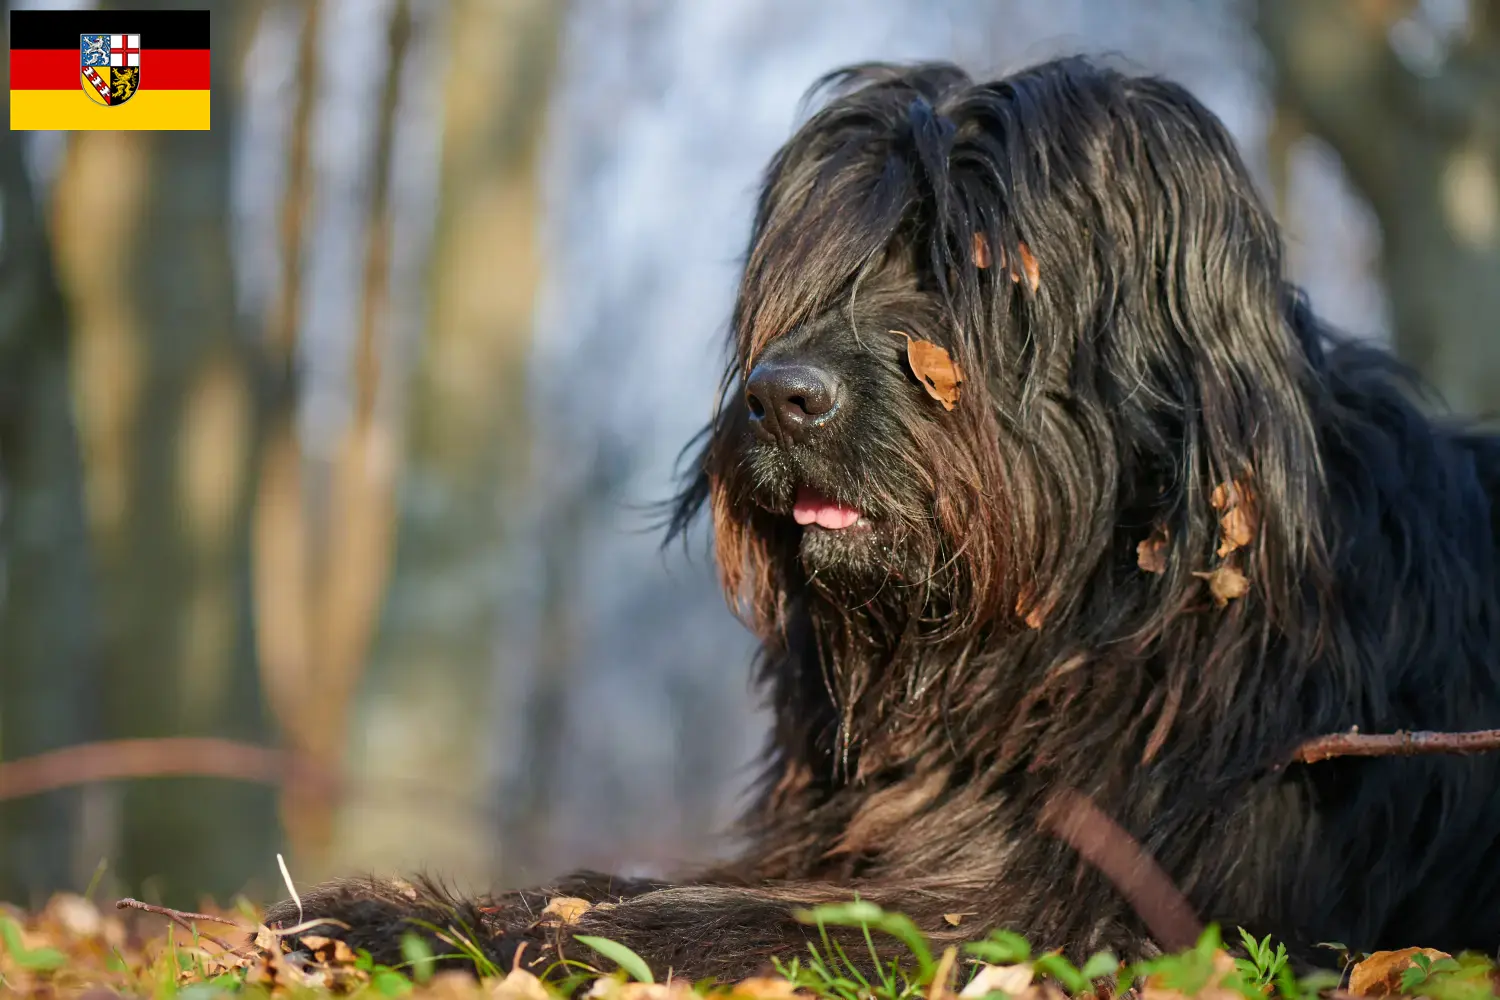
[3,892,1498,1000]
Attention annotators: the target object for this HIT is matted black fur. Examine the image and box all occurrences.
[264,56,1500,982]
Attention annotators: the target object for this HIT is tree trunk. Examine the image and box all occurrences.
[334,0,562,888]
[0,115,102,904]
[1256,0,1500,421]
[47,0,279,906]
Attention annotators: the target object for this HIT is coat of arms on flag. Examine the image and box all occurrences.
[80,33,140,106]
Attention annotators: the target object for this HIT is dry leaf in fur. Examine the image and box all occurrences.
[541,896,591,924]
[895,331,964,411]
[1193,565,1249,607]
[1013,242,1041,291]
[1137,524,1170,574]
[1015,587,1048,629]
[972,231,992,269]
[990,241,1041,291]
[1210,479,1258,557]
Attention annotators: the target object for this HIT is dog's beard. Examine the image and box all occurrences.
[732,433,940,602]
[795,496,915,596]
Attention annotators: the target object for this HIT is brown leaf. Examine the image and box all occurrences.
[542,896,592,924]
[1193,565,1250,607]
[494,967,553,1000]
[1141,950,1247,1000]
[972,232,992,269]
[1137,524,1170,574]
[606,982,700,1000]
[1211,479,1258,557]
[725,977,807,999]
[252,923,280,953]
[961,964,1035,998]
[1015,588,1047,629]
[1217,506,1255,557]
[895,331,964,411]
[928,946,959,1000]
[1012,242,1041,292]
[427,969,485,996]
[1348,948,1451,998]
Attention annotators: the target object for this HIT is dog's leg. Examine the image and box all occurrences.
[262,873,1148,987]
[259,870,665,973]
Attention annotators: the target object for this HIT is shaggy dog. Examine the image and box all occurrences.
[265,56,1500,982]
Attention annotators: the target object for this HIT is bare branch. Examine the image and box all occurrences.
[1291,728,1500,764]
[1037,788,1204,954]
[115,897,245,953]
[0,737,327,802]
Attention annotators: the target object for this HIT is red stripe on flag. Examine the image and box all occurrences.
[9,48,210,90]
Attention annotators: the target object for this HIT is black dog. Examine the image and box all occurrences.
[265,56,1500,982]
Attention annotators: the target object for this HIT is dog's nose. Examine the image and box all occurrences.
[745,360,841,444]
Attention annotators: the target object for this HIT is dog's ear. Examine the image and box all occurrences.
[661,372,791,642]
[663,421,714,551]
[1114,79,1328,626]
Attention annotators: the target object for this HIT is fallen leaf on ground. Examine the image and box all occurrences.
[1141,949,1246,1000]
[894,331,964,411]
[1348,948,1451,998]
[253,923,281,952]
[589,981,700,1000]
[426,969,487,997]
[724,976,807,998]
[297,933,357,966]
[1193,565,1250,607]
[961,963,1036,998]
[1137,524,1170,574]
[929,946,959,1000]
[494,967,553,1000]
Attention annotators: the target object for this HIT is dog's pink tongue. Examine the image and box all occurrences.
[792,487,862,530]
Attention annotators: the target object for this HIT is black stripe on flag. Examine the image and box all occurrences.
[8,9,210,50]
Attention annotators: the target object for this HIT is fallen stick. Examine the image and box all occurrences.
[1290,728,1500,765]
[116,897,245,953]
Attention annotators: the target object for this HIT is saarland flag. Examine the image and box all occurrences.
[9,9,210,130]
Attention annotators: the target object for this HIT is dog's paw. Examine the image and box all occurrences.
[258,876,501,970]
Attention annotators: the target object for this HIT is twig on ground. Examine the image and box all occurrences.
[1037,788,1204,953]
[1290,728,1500,765]
[115,897,244,953]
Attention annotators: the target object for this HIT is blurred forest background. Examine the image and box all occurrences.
[1,0,1497,910]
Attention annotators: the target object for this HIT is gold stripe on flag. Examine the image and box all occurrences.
[10,89,209,131]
